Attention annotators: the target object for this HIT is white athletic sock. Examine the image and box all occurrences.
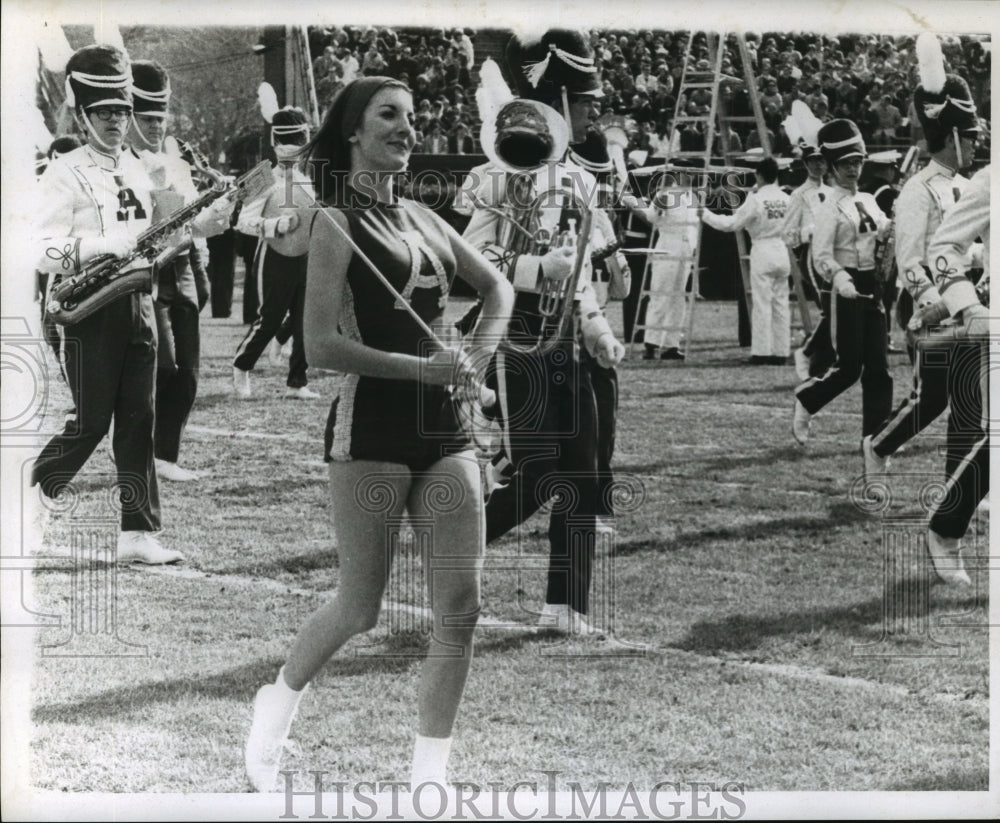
[270,666,306,726]
[410,734,452,786]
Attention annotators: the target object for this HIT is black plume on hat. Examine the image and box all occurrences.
[131,60,170,115]
[914,33,979,141]
[817,118,866,165]
[65,44,132,110]
[505,29,602,103]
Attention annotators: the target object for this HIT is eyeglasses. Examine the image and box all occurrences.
[90,107,132,122]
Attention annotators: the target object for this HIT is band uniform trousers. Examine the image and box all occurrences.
[929,341,989,539]
[206,227,235,319]
[233,241,308,388]
[31,293,161,532]
[154,254,200,464]
[485,338,600,615]
[236,231,261,324]
[795,268,893,437]
[871,336,983,473]
[585,351,618,520]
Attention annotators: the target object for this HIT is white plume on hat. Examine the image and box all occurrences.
[36,22,74,73]
[475,58,513,145]
[257,82,280,124]
[783,100,823,149]
[916,32,946,95]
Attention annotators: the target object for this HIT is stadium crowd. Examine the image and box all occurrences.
[304,26,991,162]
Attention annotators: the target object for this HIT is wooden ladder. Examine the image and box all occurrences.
[628,32,783,358]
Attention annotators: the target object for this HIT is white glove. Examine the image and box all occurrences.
[263,212,300,238]
[539,246,576,281]
[832,270,859,299]
[594,333,625,368]
[191,198,235,237]
[78,235,135,263]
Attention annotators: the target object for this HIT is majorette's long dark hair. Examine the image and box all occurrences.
[302,76,410,207]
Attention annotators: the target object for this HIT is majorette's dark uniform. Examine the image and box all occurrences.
[323,188,470,470]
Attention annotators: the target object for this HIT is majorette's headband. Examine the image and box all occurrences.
[272,124,310,137]
[524,44,598,91]
[65,69,132,109]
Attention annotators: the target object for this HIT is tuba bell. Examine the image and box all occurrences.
[476,97,595,355]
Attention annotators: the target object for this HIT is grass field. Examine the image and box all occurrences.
[10,293,993,810]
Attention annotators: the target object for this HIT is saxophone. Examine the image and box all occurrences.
[47,160,273,325]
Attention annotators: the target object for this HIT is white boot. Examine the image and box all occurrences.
[245,669,308,792]
[233,367,252,399]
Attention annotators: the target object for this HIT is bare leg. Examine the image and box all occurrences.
[281,460,412,690]
[407,451,484,738]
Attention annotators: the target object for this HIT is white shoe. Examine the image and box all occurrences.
[155,459,200,482]
[792,399,811,445]
[861,435,889,478]
[284,386,320,400]
[117,531,184,565]
[267,339,284,367]
[537,603,599,636]
[793,348,810,381]
[245,682,306,792]
[233,367,252,399]
[926,530,971,586]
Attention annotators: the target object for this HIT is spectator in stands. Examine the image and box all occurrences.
[448,122,474,154]
[635,58,659,95]
[422,119,447,154]
[338,46,359,84]
[871,93,902,147]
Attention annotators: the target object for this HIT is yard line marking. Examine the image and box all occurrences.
[90,564,984,706]
[185,425,306,442]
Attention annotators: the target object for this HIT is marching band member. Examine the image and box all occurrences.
[31,44,180,564]
[634,168,700,361]
[244,77,512,790]
[923,164,990,586]
[792,119,892,445]
[128,59,231,482]
[462,30,625,637]
[702,157,792,365]
[232,104,319,400]
[863,34,983,480]
[782,144,834,379]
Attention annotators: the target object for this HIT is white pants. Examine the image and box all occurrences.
[750,241,791,357]
[645,246,691,349]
